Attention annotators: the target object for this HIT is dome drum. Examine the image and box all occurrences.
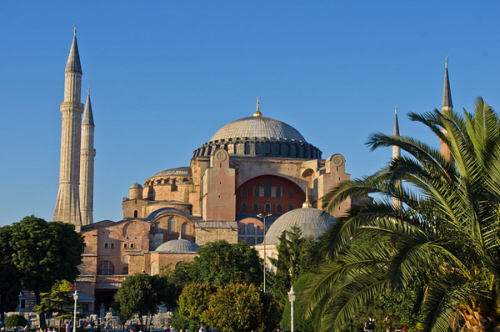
[193,138,321,159]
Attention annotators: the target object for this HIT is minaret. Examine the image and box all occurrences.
[392,107,401,209]
[80,88,95,225]
[53,28,84,230]
[440,58,453,162]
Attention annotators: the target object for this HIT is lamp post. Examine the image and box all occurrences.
[257,213,271,293]
[288,286,296,332]
[18,292,22,313]
[73,290,78,332]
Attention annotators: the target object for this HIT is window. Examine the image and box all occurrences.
[244,142,251,154]
[124,243,128,248]
[122,266,129,275]
[98,261,114,275]
[252,203,259,213]
[110,243,114,248]
[133,210,138,218]
[168,217,176,234]
[288,205,294,211]
[247,223,256,235]
[247,237,256,246]
[276,185,282,197]
[277,204,283,213]
[181,222,188,235]
[130,243,134,248]
[289,190,294,199]
[104,243,108,248]
[241,188,248,198]
[265,203,271,213]
[264,181,271,197]
[241,203,247,212]
[152,222,160,232]
[255,141,261,154]
[254,184,260,197]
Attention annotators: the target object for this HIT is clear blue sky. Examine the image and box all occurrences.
[1,1,499,226]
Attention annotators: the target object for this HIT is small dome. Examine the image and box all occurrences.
[264,207,334,245]
[130,182,143,189]
[210,116,306,142]
[155,238,200,253]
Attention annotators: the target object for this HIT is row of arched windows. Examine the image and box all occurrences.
[241,203,293,214]
[151,218,190,235]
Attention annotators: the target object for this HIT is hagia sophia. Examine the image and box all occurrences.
[51,30,453,315]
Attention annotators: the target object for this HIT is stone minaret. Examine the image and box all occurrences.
[54,29,84,230]
[80,89,95,225]
[392,107,401,209]
[440,58,453,162]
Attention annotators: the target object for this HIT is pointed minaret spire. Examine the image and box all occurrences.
[54,29,84,229]
[442,58,453,112]
[253,96,262,117]
[440,58,453,162]
[392,106,400,160]
[392,107,401,209]
[80,88,96,225]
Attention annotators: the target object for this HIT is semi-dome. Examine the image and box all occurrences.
[193,107,322,159]
[264,207,334,245]
[210,116,306,142]
[155,238,200,253]
[150,166,192,178]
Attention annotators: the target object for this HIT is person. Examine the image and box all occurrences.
[402,327,407,332]
[65,322,71,332]
[198,326,206,332]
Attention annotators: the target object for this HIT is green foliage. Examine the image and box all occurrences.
[177,283,218,326]
[269,226,322,305]
[0,225,21,321]
[114,273,173,328]
[305,98,500,331]
[35,280,74,321]
[9,216,85,298]
[5,314,27,328]
[280,273,314,332]
[187,240,263,286]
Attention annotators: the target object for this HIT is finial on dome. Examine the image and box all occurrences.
[302,187,312,208]
[73,26,77,35]
[253,96,262,117]
[445,57,449,69]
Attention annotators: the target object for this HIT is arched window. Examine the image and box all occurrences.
[244,142,251,154]
[276,185,282,197]
[241,203,247,212]
[123,255,129,264]
[98,261,114,275]
[247,223,256,235]
[288,205,294,211]
[277,204,283,213]
[239,224,246,235]
[265,203,271,213]
[255,141,261,154]
[133,210,138,218]
[252,203,259,213]
[181,222,188,235]
[152,222,160,233]
[168,217,176,234]
[241,188,248,198]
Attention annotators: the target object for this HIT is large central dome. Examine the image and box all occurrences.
[193,104,322,160]
[210,116,306,142]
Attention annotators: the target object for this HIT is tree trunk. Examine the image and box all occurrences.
[34,290,46,328]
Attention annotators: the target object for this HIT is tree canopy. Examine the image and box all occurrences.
[305,98,500,332]
[184,240,263,286]
[0,225,21,321]
[114,273,173,329]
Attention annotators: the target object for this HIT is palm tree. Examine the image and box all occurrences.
[305,98,500,332]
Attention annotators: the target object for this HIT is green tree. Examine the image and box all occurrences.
[305,98,500,331]
[5,314,27,329]
[0,225,21,322]
[177,283,218,331]
[188,240,262,286]
[269,226,322,305]
[114,273,172,330]
[35,280,75,329]
[280,273,314,332]
[202,283,263,332]
[8,216,85,327]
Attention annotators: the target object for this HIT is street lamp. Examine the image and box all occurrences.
[73,290,78,332]
[257,213,271,292]
[18,292,22,313]
[288,286,296,332]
